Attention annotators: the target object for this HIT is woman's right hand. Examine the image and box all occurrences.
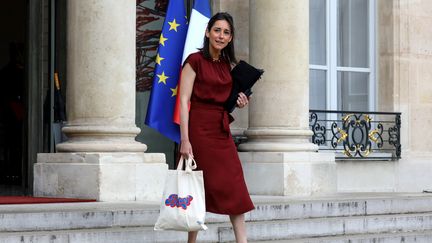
[180,140,193,159]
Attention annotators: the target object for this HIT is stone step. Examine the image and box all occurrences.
[255,230,432,243]
[250,193,432,221]
[0,202,160,232]
[2,211,432,243]
[1,194,432,242]
[0,227,197,243]
[219,212,432,242]
[1,194,432,232]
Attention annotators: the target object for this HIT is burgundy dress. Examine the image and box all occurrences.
[185,52,254,215]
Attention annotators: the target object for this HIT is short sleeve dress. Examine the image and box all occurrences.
[185,51,254,215]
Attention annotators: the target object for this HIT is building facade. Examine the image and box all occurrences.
[1,0,431,199]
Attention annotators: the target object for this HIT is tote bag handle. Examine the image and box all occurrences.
[176,156,197,173]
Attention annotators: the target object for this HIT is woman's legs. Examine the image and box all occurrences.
[230,214,247,243]
[188,231,198,243]
[188,214,247,243]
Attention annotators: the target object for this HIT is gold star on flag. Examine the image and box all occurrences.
[168,19,180,32]
[171,85,178,97]
[155,53,164,65]
[157,71,169,85]
[159,33,168,46]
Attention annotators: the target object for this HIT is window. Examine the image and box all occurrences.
[309,0,376,111]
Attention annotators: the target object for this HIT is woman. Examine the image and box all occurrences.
[179,12,254,243]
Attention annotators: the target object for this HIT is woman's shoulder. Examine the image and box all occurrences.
[185,51,205,69]
[187,51,204,61]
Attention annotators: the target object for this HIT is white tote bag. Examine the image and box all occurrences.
[154,156,207,231]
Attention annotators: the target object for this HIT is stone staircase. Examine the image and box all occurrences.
[1,193,432,242]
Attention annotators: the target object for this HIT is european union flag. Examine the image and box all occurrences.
[145,0,188,143]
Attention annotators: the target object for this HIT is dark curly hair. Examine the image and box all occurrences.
[200,12,237,64]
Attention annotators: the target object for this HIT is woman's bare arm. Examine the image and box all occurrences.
[179,63,196,158]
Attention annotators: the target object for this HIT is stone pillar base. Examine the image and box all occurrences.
[240,152,337,196]
[34,153,167,202]
[238,128,319,152]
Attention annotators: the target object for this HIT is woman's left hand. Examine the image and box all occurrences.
[236,92,249,108]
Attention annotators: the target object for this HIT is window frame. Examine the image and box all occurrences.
[309,0,377,112]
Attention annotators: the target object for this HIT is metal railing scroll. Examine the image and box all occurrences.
[309,110,401,160]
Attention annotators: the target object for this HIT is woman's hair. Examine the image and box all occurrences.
[200,12,237,64]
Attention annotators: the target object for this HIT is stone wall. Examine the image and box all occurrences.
[373,0,432,192]
[379,0,432,155]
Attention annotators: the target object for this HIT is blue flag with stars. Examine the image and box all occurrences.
[145,0,188,143]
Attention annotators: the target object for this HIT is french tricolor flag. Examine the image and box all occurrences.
[181,0,211,63]
[173,0,211,125]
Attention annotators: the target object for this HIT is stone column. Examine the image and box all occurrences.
[239,0,336,196]
[34,0,167,201]
[57,0,146,152]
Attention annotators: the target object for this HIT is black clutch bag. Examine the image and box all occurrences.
[224,60,264,113]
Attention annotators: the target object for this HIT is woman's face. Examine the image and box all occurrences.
[206,20,232,54]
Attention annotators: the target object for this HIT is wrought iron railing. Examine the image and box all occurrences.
[309,110,401,160]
